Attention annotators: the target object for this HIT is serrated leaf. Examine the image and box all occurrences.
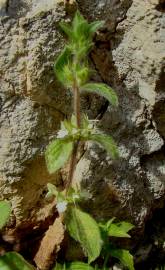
[45,137,73,174]
[109,248,134,270]
[0,252,35,270]
[81,83,118,106]
[88,134,119,159]
[108,224,131,238]
[114,222,134,233]
[0,201,11,229]
[53,262,94,270]
[65,207,102,263]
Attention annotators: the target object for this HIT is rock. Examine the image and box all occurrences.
[74,0,165,227]
[0,0,164,252]
[34,216,64,270]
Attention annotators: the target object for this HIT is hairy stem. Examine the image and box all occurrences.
[65,141,79,194]
[65,81,81,194]
[74,83,81,128]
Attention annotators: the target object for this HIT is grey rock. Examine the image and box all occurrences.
[0,0,165,236]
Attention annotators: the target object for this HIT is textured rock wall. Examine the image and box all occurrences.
[0,0,165,236]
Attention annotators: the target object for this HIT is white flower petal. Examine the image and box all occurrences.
[56,201,68,213]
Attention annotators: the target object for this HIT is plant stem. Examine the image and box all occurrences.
[103,254,110,270]
[65,80,81,194]
[65,141,79,194]
[74,83,81,128]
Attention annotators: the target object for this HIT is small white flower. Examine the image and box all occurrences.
[57,130,68,138]
[56,201,68,213]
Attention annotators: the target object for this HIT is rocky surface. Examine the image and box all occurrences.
[0,0,165,253]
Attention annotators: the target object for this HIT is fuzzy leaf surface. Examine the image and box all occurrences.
[0,201,11,229]
[81,83,118,106]
[65,207,102,263]
[0,252,35,270]
[54,47,72,86]
[45,137,73,174]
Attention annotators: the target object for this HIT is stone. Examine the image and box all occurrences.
[0,0,164,257]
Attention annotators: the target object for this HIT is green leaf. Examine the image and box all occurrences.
[47,183,59,197]
[89,21,104,33]
[59,22,73,39]
[0,252,35,270]
[45,137,73,174]
[109,248,134,270]
[81,83,118,106]
[65,207,102,263]
[0,201,11,229]
[88,134,119,159]
[114,222,134,233]
[72,11,87,38]
[53,262,95,270]
[46,183,65,203]
[52,263,63,270]
[76,66,89,86]
[54,47,72,86]
[99,217,116,232]
[106,218,116,229]
[108,224,131,238]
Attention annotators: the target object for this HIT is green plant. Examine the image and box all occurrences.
[45,11,135,270]
[0,252,35,270]
[0,200,11,230]
[0,202,35,269]
[0,11,134,270]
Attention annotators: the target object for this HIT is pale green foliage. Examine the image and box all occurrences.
[0,252,35,270]
[81,83,118,106]
[109,248,134,270]
[65,207,102,263]
[45,116,118,174]
[59,11,104,59]
[0,200,11,229]
[98,219,134,270]
[45,137,73,174]
[108,221,134,238]
[54,47,72,87]
[54,11,104,88]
